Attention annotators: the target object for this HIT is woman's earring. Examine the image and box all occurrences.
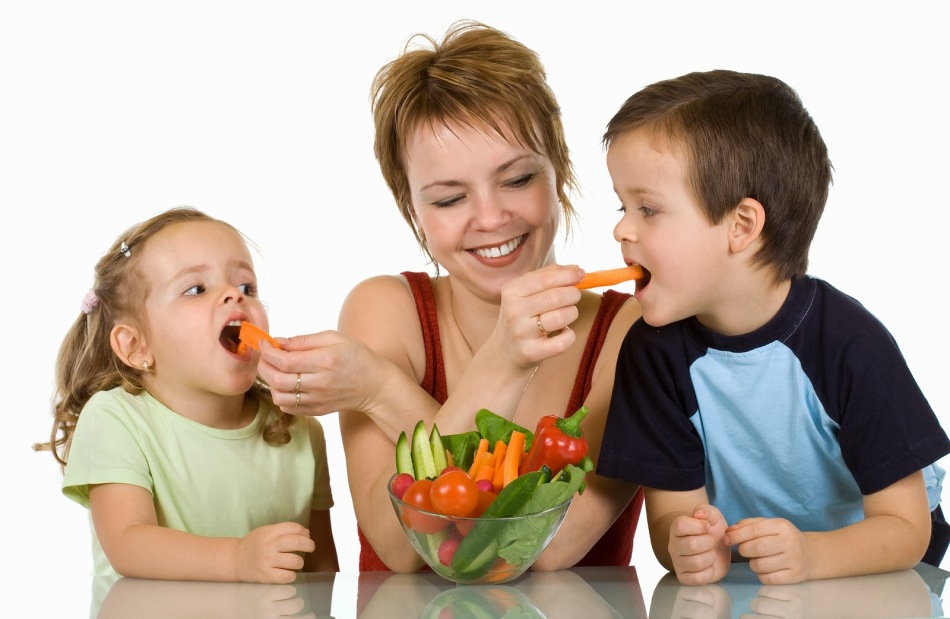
[142,361,150,372]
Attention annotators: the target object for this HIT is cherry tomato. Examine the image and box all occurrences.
[430,469,479,518]
[390,472,415,500]
[401,479,449,533]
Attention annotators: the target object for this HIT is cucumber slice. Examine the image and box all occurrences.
[395,431,413,476]
[411,420,437,479]
[430,424,449,474]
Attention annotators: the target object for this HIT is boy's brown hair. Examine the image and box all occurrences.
[603,69,833,281]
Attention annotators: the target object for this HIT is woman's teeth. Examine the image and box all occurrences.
[473,235,524,258]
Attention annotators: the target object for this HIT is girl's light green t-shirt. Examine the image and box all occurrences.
[63,388,333,576]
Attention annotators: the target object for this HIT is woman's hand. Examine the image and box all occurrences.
[485,264,585,371]
[257,331,384,416]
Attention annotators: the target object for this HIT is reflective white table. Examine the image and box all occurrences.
[91,562,950,618]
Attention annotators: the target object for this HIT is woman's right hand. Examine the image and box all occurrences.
[256,331,385,417]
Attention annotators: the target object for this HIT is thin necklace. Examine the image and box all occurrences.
[448,284,540,393]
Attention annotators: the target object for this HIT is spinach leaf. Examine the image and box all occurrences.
[475,408,534,450]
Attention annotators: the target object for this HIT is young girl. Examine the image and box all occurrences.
[35,207,338,583]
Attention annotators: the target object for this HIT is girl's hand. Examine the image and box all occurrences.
[257,331,383,416]
[235,522,316,584]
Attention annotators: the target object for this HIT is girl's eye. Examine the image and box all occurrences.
[616,204,626,213]
[505,173,534,189]
[184,284,205,296]
[238,283,258,297]
[639,204,658,218]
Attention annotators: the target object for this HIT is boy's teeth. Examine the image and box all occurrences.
[473,235,523,259]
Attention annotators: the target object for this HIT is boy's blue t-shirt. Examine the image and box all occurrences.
[598,276,949,531]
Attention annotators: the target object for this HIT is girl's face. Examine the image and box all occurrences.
[138,220,268,405]
[405,119,560,299]
[608,128,733,328]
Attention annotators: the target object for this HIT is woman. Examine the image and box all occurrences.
[258,20,643,573]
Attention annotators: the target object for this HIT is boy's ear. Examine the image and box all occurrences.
[110,323,151,370]
[728,197,765,254]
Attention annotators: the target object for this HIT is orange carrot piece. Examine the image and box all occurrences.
[491,441,508,493]
[445,449,455,468]
[475,464,495,482]
[238,321,281,352]
[467,438,490,477]
[503,430,527,487]
[576,266,644,290]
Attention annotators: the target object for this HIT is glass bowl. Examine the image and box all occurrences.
[387,473,572,584]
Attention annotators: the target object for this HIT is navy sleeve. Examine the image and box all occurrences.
[800,282,950,495]
[597,319,707,491]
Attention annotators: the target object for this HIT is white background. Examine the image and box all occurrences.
[3,1,948,616]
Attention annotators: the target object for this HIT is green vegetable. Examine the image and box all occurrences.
[395,431,413,476]
[475,408,534,450]
[429,424,449,474]
[450,468,551,579]
[495,461,591,567]
[441,431,481,471]
[411,420,437,479]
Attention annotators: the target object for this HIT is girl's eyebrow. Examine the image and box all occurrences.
[170,259,255,281]
[419,153,538,192]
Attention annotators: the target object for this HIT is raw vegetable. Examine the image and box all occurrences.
[429,425,449,474]
[502,430,526,488]
[401,479,449,534]
[450,468,551,579]
[430,469,479,518]
[411,420,438,480]
[575,265,643,289]
[395,431,413,476]
[519,406,590,476]
[495,459,591,568]
[237,321,281,353]
[474,409,534,450]
[441,431,481,472]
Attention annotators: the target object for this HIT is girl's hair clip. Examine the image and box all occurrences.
[119,242,131,258]
[81,289,99,315]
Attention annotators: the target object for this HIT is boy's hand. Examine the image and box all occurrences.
[669,504,731,585]
[725,517,810,584]
[235,522,316,584]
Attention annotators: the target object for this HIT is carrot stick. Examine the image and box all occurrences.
[576,266,643,290]
[491,441,508,493]
[237,321,281,353]
[445,449,455,468]
[475,464,495,483]
[503,430,527,487]
[467,438,490,477]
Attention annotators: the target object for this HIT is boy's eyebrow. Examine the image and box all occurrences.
[420,154,538,191]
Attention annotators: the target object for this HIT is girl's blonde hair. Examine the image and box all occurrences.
[36,206,294,467]
[372,20,579,263]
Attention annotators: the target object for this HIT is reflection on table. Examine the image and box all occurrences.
[650,563,948,619]
[90,562,949,619]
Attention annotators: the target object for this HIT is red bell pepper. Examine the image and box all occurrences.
[518,406,589,476]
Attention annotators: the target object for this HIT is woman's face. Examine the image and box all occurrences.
[405,119,560,299]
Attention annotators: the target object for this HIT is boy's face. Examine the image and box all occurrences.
[607,128,733,329]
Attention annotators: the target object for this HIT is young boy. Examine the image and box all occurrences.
[595,69,949,585]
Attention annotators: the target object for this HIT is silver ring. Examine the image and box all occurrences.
[537,316,549,336]
[293,373,301,394]
[295,392,301,407]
